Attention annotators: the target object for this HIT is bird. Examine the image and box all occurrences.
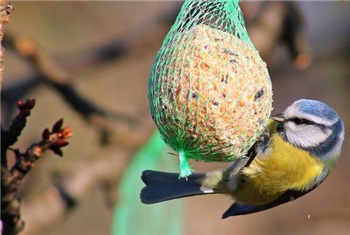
[140,99,345,219]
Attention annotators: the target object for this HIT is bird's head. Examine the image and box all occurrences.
[272,99,344,164]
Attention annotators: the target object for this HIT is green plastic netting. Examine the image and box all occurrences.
[148,0,273,178]
[112,132,182,235]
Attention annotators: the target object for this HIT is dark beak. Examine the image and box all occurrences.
[271,113,285,123]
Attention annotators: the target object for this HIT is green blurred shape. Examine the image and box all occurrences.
[112,131,183,235]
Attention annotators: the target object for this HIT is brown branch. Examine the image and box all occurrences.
[1,99,36,167]
[9,35,139,124]
[0,97,153,235]
[1,112,73,235]
[19,125,155,235]
[3,34,141,145]
[1,166,24,235]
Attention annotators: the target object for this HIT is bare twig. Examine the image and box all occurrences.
[1,99,35,167]
[3,35,141,145]
[0,98,153,235]
[14,35,138,121]
[20,126,154,235]
[1,101,73,235]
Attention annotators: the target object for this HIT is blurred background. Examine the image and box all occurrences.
[1,1,349,235]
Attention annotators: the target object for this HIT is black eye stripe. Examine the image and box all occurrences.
[288,117,329,130]
[289,117,315,125]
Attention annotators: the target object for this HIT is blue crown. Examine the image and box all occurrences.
[295,99,339,122]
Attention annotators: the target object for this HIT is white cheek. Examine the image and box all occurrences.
[285,123,331,148]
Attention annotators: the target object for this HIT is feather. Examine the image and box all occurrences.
[140,170,215,204]
[222,187,316,218]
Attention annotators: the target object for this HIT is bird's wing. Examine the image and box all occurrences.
[221,186,318,219]
[244,127,270,167]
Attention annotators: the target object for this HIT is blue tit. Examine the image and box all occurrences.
[140,99,345,218]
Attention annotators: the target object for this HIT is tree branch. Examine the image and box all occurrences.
[1,100,36,167]
[1,106,73,235]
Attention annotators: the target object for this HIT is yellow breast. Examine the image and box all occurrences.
[232,121,324,205]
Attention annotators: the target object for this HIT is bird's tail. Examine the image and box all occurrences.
[140,170,217,204]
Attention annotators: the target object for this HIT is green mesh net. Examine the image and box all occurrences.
[148,0,272,178]
[112,131,182,235]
